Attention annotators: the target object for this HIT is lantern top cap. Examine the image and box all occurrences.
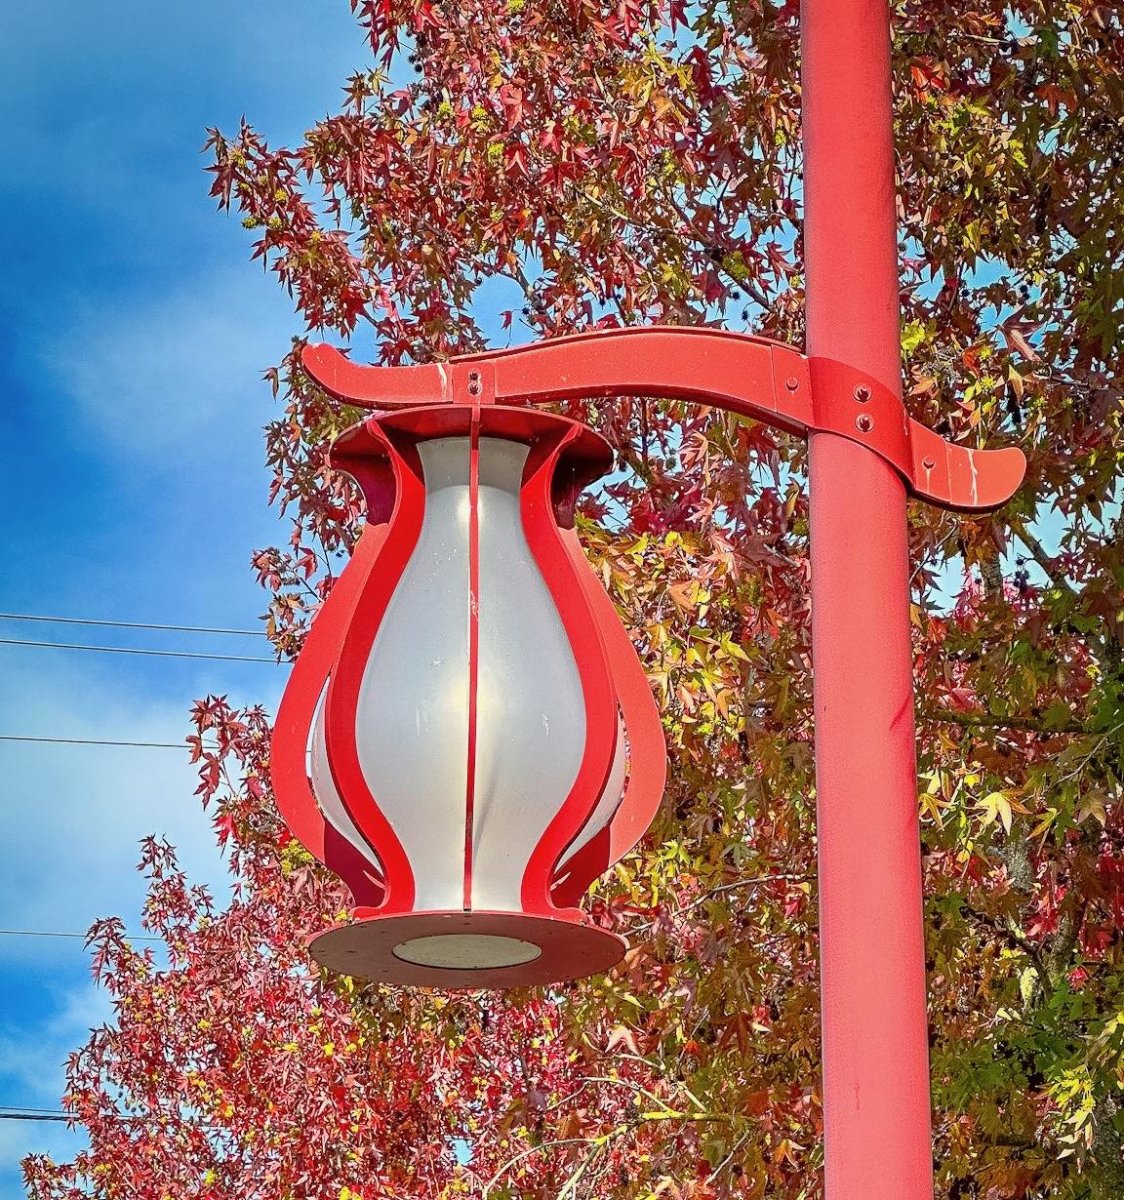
[331,403,615,489]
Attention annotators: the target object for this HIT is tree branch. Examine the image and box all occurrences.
[1009,517,1112,664]
[960,903,1050,990]
[919,708,1086,735]
[629,872,814,934]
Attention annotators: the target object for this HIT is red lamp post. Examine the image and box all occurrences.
[801,0,938,1193]
[270,1,1024,1193]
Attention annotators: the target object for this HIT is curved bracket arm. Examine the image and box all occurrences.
[303,326,1025,513]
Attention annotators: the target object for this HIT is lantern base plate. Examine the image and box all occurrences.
[308,910,627,989]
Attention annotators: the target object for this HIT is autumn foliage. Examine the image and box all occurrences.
[24,0,1124,1197]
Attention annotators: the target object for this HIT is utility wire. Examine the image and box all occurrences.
[0,613,261,637]
[0,929,161,943]
[0,734,291,754]
[0,638,282,664]
[0,1109,69,1123]
[0,735,189,749]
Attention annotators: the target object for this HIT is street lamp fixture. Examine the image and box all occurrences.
[272,327,1023,989]
[272,398,667,988]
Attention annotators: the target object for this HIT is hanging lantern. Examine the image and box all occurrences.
[272,403,667,988]
[274,324,1025,991]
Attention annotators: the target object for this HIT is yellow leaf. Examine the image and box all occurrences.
[919,790,947,828]
[979,791,1012,833]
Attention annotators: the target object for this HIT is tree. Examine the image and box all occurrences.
[26,0,1124,1196]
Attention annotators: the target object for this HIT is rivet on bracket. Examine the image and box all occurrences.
[854,385,871,403]
[856,414,874,433]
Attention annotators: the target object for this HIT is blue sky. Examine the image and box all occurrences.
[0,2,374,1191]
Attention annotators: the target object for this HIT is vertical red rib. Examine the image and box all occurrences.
[462,410,482,910]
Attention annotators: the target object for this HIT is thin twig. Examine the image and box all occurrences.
[630,873,814,934]
[482,1137,595,1197]
[919,708,1086,735]
[1009,517,1111,663]
[960,903,1050,987]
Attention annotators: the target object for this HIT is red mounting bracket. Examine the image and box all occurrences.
[303,326,1025,513]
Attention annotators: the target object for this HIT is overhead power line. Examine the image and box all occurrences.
[0,734,287,754]
[0,929,161,943]
[0,613,261,637]
[0,638,282,664]
[0,1108,69,1123]
[0,735,188,749]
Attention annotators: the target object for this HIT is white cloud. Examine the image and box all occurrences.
[0,979,113,1187]
[36,268,295,462]
[0,982,109,1106]
[0,657,231,953]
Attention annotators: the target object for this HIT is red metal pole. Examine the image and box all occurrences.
[801,1,934,1196]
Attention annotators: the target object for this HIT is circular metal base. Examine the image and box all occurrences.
[308,910,626,989]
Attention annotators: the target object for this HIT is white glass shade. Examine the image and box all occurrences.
[310,435,627,912]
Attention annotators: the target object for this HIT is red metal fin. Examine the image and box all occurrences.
[323,421,424,914]
[550,530,667,906]
[269,525,387,908]
[519,427,619,917]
